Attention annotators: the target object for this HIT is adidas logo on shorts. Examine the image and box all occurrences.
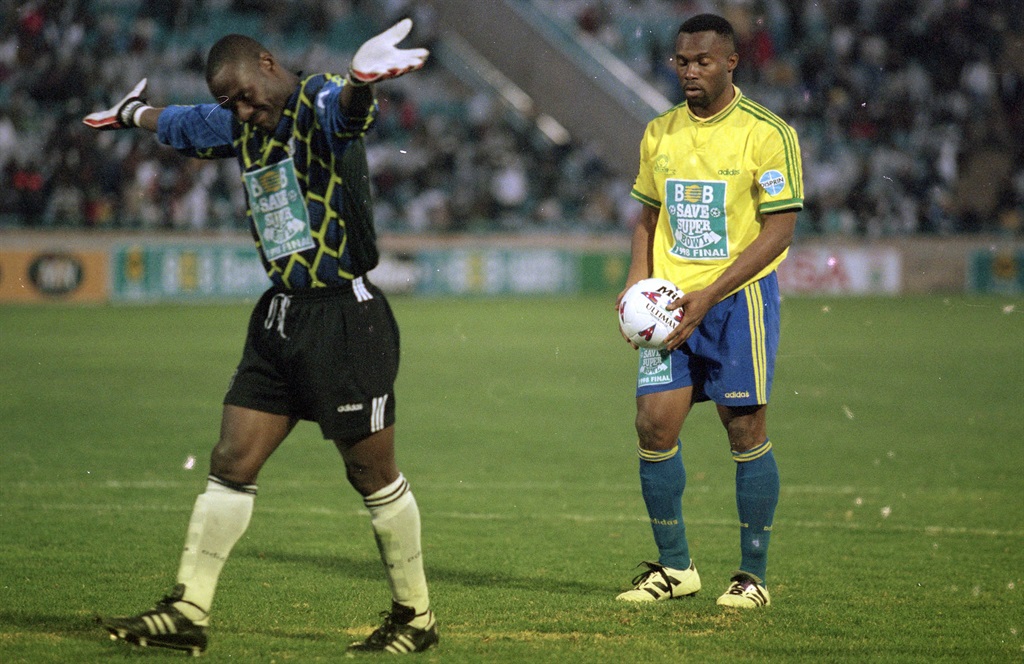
[337,403,364,413]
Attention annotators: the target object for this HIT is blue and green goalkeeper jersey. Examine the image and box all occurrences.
[156,73,379,289]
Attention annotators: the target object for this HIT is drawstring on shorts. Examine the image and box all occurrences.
[264,293,291,339]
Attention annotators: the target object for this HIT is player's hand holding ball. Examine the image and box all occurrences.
[618,278,684,350]
[83,79,150,130]
[347,18,429,86]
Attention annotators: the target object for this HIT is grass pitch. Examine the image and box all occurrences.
[1,294,1022,662]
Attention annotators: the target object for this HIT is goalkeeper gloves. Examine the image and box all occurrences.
[347,18,429,86]
[83,78,150,130]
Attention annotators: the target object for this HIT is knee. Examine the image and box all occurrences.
[724,420,767,454]
[336,427,399,496]
[209,441,257,484]
[344,457,397,497]
[635,410,679,452]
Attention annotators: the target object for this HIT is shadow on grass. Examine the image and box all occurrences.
[1,608,338,656]
[239,549,606,596]
[0,611,100,634]
[0,611,139,657]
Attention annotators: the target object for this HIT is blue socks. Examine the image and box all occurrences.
[637,438,779,583]
[638,442,690,570]
[733,440,780,583]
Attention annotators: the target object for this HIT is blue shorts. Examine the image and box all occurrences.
[635,272,780,406]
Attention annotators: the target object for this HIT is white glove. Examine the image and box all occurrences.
[348,19,429,85]
[83,78,149,130]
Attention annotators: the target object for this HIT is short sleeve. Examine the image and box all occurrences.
[755,122,803,214]
[630,125,660,208]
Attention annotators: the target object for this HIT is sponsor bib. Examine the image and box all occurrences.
[243,158,316,261]
[665,179,729,260]
[637,347,673,388]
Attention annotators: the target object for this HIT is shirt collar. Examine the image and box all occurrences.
[686,85,742,124]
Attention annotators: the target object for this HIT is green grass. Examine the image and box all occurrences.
[1,295,1022,663]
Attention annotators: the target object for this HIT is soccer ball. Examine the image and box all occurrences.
[618,278,684,349]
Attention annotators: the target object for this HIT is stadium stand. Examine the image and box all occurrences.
[0,0,1021,236]
[533,0,1023,237]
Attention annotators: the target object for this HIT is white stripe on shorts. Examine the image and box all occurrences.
[353,276,373,302]
[371,395,388,433]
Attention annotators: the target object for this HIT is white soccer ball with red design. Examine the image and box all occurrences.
[618,278,684,349]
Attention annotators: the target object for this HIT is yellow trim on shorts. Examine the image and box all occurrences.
[743,281,768,404]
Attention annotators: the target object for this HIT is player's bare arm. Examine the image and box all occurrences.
[133,107,162,132]
[617,203,659,346]
[618,204,659,305]
[664,210,796,350]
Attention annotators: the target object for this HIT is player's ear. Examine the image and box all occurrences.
[259,51,276,74]
[726,51,739,74]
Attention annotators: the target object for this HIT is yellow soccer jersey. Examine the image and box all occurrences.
[631,86,803,294]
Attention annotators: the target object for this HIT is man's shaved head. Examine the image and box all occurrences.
[205,34,266,84]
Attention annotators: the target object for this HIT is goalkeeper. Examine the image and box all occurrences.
[86,21,437,655]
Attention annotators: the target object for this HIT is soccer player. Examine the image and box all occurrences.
[615,14,803,608]
[83,20,438,654]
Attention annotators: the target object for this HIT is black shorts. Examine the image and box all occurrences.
[224,277,399,442]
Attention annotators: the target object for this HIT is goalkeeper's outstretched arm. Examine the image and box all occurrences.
[85,19,429,131]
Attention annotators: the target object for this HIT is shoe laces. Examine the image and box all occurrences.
[630,561,671,588]
[726,575,757,595]
[364,611,402,645]
[155,584,186,608]
[154,584,207,621]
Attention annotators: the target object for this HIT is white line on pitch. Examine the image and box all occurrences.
[6,479,885,495]
[13,503,1024,538]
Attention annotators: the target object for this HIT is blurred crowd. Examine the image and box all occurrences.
[542,0,1024,236]
[0,0,626,234]
[1,0,1022,237]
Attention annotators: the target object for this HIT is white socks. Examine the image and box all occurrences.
[364,474,431,625]
[175,477,256,625]
[168,473,430,629]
